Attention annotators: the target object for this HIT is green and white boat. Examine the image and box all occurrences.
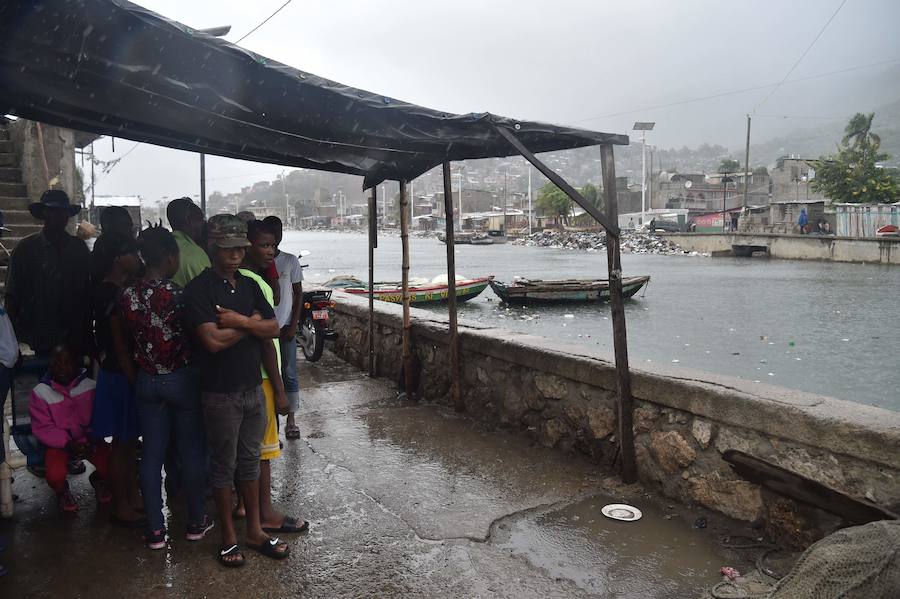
[324,275,493,306]
[489,276,650,304]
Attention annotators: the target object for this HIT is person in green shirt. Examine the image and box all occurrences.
[167,198,210,288]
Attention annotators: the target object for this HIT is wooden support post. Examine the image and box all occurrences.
[399,180,414,396]
[442,162,463,411]
[600,144,637,484]
[367,186,377,377]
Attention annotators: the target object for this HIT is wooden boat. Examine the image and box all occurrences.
[489,276,650,304]
[438,232,494,245]
[324,275,493,305]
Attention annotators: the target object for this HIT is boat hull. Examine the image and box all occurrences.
[490,276,650,304]
[341,277,493,305]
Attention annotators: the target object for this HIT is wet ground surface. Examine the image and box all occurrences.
[1,352,763,598]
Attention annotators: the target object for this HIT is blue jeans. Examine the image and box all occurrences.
[279,336,300,412]
[135,368,206,533]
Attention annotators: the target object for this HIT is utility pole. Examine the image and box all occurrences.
[649,147,654,210]
[632,122,655,226]
[502,169,508,234]
[457,169,464,230]
[527,164,533,235]
[743,114,751,209]
[641,131,646,224]
[200,153,206,216]
[281,169,288,225]
[90,142,95,209]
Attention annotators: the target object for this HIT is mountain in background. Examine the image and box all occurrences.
[747,97,900,166]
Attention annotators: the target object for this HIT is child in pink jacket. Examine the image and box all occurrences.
[29,345,112,512]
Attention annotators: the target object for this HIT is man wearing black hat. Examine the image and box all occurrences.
[5,189,92,356]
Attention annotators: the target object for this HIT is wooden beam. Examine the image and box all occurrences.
[442,162,464,412]
[724,450,899,524]
[367,185,377,377]
[493,125,620,237]
[600,144,637,484]
[399,180,414,396]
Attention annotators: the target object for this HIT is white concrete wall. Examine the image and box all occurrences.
[666,233,900,264]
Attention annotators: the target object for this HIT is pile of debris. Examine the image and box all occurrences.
[511,230,696,255]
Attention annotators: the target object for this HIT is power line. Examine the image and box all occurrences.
[572,57,899,123]
[235,0,293,44]
[754,114,848,121]
[753,0,848,112]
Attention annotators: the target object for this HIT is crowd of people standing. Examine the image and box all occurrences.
[1,189,308,569]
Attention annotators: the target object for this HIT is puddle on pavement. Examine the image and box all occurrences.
[493,495,731,598]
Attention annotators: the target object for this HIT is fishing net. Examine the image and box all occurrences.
[766,520,900,599]
[708,521,900,599]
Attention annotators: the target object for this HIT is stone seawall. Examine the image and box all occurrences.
[665,232,900,264]
[329,292,900,546]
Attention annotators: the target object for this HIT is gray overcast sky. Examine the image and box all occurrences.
[91,0,900,201]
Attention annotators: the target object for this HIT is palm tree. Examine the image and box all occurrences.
[842,112,881,150]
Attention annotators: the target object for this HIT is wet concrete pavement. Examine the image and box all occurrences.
[1,352,761,598]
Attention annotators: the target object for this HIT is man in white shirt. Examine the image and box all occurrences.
[263,217,303,439]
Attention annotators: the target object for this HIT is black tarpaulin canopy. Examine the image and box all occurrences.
[0,0,627,188]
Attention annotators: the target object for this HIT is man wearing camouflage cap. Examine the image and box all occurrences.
[182,214,290,566]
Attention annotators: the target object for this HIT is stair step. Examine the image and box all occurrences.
[0,182,26,197]
[0,167,22,183]
[0,154,15,167]
[0,129,8,141]
[0,141,12,154]
[0,199,31,212]
[0,209,38,225]
[5,223,42,236]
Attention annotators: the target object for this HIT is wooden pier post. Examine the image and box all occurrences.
[600,144,637,484]
[367,185,377,377]
[442,162,463,411]
[399,180,414,396]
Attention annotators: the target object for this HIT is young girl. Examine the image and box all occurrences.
[29,345,111,511]
[90,231,144,525]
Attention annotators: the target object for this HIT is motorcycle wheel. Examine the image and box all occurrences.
[298,315,326,362]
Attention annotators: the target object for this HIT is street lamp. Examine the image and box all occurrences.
[633,121,655,227]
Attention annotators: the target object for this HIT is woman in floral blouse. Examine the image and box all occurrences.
[120,225,212,550]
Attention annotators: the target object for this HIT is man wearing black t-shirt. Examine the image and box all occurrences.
[183,215,290,567]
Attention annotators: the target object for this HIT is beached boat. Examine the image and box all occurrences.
[324,275,493,305]
[489,276,650,304]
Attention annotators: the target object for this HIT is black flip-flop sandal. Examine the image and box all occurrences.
[263,516,309,534]
[285,425,301,440]
[247,537,290,560]
[219,544,245,568]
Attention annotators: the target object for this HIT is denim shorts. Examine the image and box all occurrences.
[200,386,266,489]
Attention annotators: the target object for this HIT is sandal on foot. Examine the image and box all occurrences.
[247,537,290,560]
[263,516,309,534]
[285,425,301,440]
[219,544,245,568]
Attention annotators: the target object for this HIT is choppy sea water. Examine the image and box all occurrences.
[282,230,900,412]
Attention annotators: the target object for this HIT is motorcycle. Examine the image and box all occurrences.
[296,250,336,362]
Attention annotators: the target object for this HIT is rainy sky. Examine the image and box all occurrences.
[89,0,900,201]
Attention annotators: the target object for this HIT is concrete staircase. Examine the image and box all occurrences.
[0,121,44,290]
